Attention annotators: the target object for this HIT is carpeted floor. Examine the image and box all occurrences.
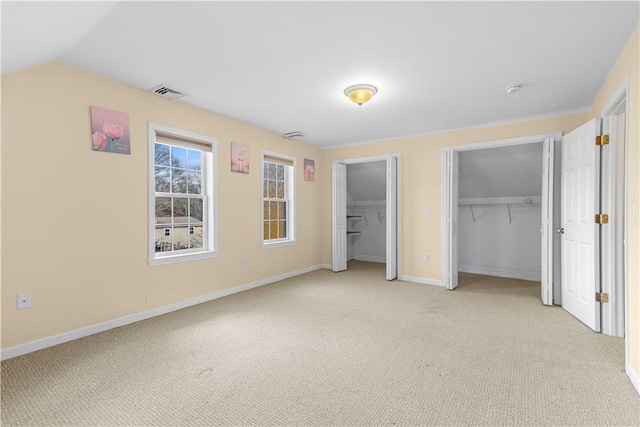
[2,261,638,426]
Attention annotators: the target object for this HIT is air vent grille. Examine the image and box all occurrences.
[149,84,186,100]
[283,131,306,139]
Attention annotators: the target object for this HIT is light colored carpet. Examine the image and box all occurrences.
[2,261,639,426]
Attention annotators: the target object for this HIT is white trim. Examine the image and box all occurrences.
[353,254,386,263]
[147,122,219,266]
[627,364,640,396]
[321,108,587,150]
[399,275,444,287]
[600,77,630,371]
[447,132,562,152]
[0,264,325,361]
[458,264,541,282]
[321,263,333,270]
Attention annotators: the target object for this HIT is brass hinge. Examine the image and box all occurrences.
[595,214,609,224]
[596,292,609,303]
[596,135,610,146]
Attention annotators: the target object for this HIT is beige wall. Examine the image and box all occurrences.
[1,62,323,349]
[590,25,640,375]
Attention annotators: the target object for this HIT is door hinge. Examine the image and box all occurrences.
[596,135,610,146]
[596,292,609,303]
[595,214,609,224]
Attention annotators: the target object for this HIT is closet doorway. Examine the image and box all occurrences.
[332,154,400,280]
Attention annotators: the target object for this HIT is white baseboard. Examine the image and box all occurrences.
[353,254,386,263]
[627,364,640,396]
[0,264,325,361]
[399,275,443,287]
[458,264,541,282]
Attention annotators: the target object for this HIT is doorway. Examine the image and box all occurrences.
[332,154,400,280]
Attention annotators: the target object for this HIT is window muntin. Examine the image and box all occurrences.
[148,123,217,266]
[261,151,296,248]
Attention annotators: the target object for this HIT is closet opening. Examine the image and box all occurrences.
[332,155,400,280]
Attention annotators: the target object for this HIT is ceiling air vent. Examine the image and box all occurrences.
[149,84,187,100]
[283,131,306,139]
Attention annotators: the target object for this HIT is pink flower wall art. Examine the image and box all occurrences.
[304,158,315,182]
[90,106,130,154]
[231,142,250,174]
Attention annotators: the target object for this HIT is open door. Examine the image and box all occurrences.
[386,157,398,280]
[560,119,601,331]
[444,150,459,290]
[541,137,555,305]
[332,163,347,272]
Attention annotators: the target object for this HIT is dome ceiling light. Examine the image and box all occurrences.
[344,84,378,106]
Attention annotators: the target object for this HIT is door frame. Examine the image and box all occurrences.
[600,78,629,357]
[441,132,562,293]
[332,154,402,278]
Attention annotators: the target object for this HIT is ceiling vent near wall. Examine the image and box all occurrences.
[149,84,187,100]
[283,131,306,139]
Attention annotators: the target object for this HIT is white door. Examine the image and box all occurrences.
[561,119,601,331]
[446,150,460,290]
[386,157,398,280]
[541,137,555,305]
[332,163,347,272]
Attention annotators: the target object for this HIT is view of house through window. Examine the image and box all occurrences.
[262,152,295,247]
[148,123,217,266]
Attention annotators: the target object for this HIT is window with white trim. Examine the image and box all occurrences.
[148,122,218,266]
[261,151,296,248]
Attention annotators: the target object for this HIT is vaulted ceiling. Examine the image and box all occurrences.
[2,1,638,148]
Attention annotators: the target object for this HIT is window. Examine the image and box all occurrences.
[148,122,218,266]
[261,150,296,248]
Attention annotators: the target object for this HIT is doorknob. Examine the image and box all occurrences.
[555,228,564,234]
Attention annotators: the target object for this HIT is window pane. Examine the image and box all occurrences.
[188,171,201,194]
[267,163,277,180]
[187,149,202,170]
[190,198,204,223]
[155,166,170,192]
[155,197,172,224]
[173,197,188,221]
[278,201,287,219]
[263,221,270,240]
[270,201,278,220]
[278,220,286,238]
[268,180,277,198]
[190,226,203,249]
[172,169,187,193]
[155,226,173,252]
[277,164,284,181]
[171,146,187,168]
[263,201,270,220]
[155,143,170,166]
[276,181,284,199]
[263,181,268,198]
[269,221,278,240]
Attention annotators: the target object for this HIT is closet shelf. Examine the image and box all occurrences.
[347,215,362,218]
[347,231,361,235]
[460,202,540,224]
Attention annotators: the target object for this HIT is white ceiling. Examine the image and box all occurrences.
[2,1,638,148]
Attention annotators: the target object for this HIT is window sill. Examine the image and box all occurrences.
[261,240,296,250]
[148,250,218,267]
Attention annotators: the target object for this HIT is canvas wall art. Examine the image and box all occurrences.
[90,106,130,154]
[231,142,250,174]
[304,158,315,182]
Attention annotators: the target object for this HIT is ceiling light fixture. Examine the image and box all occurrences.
[505,85,522,95]
[344,84,378,106]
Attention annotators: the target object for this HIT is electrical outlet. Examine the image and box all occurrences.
[241,256,247,266]
[17,293,31,310]
[424,206,431,215]
[307,245,312,253]
[424,253,431,262]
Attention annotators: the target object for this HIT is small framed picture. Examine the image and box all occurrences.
[304,159,315,182]
[231,142,250,174]
[90,106,130,154]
